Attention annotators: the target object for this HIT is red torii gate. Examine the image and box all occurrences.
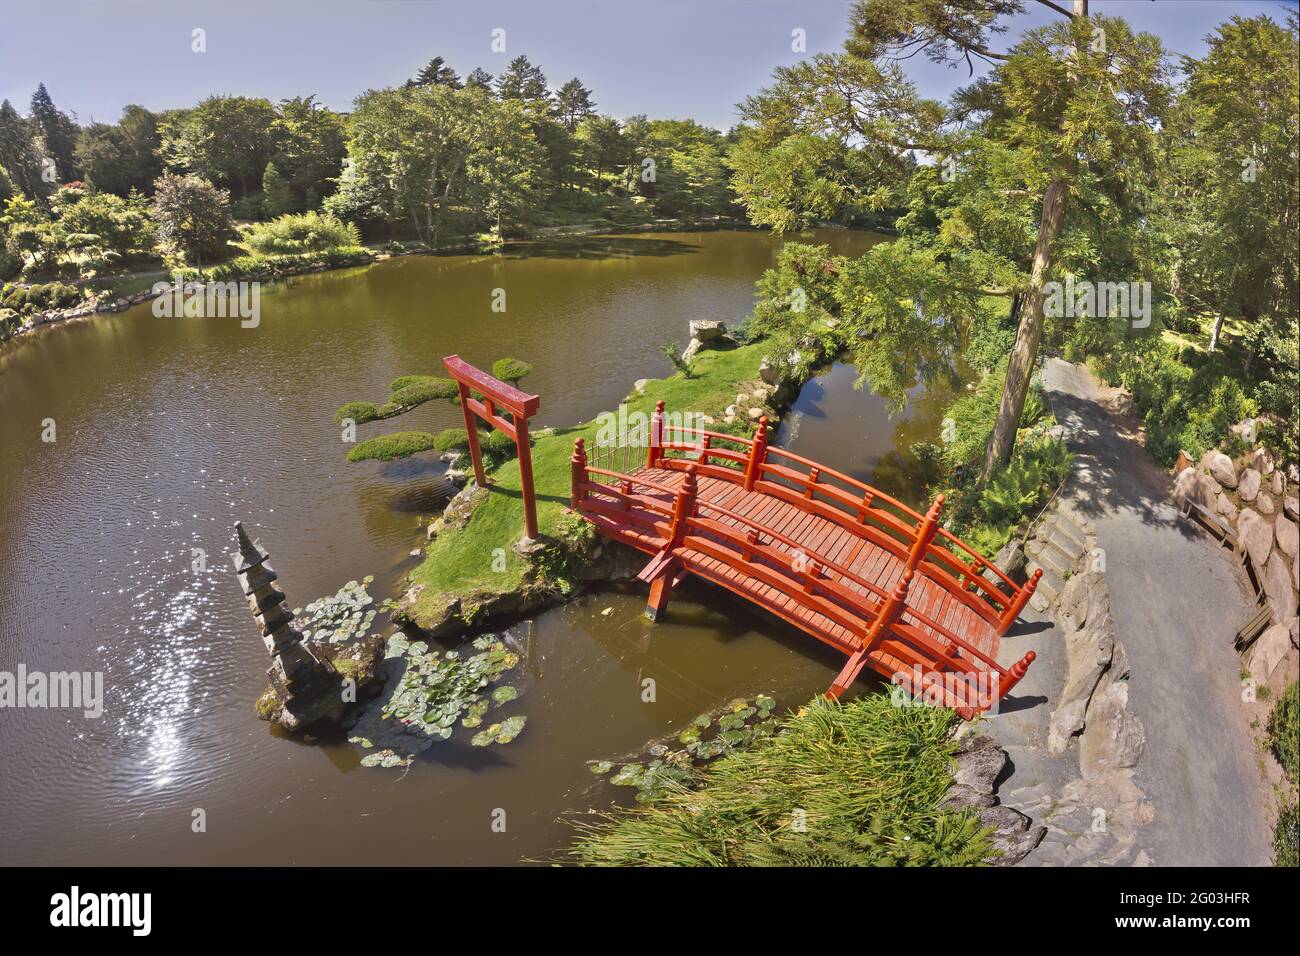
[442,355,541,540]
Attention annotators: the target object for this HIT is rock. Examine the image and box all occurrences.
[1249,624,1292,686]
[1274,515,1294,561]
[1230,418,1257,444]
[1253,446,1275,476]
[688,319,728,343]
[1285,497,1299,521]
[1238,508,1274,570]
[681,339,703,363]
[1216,492,1238,522]
[990,537,1026,583]
[1272,471,1284,496]
[938,734,1006,810]
[1291,618,1299,649]
[758,356,781,386]
[1238,467,1261,502]
[1206,451,1237,489]
[1079,674,1145,777]
[977,805,1046,866]
[1112,392,1136,417]
[1174,449,1195,474]
[747,407,764,421]
[1048,609,1116,753]
[632,378,649,395]
[1263,551,1297,627]
[1172,467,1216,512]
[724,404,737,418]
[736,393,750,406]
[1257,491,1276,515]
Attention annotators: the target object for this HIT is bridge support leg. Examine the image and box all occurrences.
[645,574,674,622]
[826,650,868,700]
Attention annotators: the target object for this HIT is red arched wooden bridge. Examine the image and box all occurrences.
[569,401,1039,717]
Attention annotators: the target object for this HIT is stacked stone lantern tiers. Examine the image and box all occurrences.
[232,522,337,708]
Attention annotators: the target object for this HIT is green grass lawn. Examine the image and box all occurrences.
[406,342,770,628]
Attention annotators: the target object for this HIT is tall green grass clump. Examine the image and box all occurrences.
[236,211,362,257]
[566,693,992,866]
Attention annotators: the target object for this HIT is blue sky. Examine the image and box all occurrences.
[1,1,1295,130]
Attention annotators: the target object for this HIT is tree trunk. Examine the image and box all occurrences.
[1208,313,1225,352]
[981,177,1069,480]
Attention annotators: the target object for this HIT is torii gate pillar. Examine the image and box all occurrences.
[442,355,542,540]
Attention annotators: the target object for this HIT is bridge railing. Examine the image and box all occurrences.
[640,406,1038,637]
[571,445,1035,714]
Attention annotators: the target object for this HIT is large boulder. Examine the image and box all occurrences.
[1048,608,1116,753]
[1263,551,1297,628]
[1238,508,1274,570]
[1206,451,1238,489]
[1285,496,1299,521]
[1275,514,1299,559]
[1249,624,1292,686]
[1172,467,1216,512]
[688,319,729,344]
[1216,492,1238,522]
[1079,672,1145,778]
[758,356,781,386]
[1257,491,1276,516]
[1238,467,1261,502]
[1253,446,1275,476]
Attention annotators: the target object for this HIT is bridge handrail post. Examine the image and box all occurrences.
[570,438,587,511]
[647,400,666,469]
[906,493,945,572]
[996,651,1036,699]
[996,568,1042,635]
[669,464,698,548]
[743,416,768,491]
[863,568,913,652]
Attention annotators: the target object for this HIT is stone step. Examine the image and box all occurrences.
[1026,560,1064,611]
[1053,498,1095,536]
[1043,509,1090,552]
[1026,536,1074,578]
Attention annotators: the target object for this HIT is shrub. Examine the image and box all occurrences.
[387,376,458,406]
[0,281,81,316]
[566,694,992,866]
[661,340,695,378]
[333,400,387,425]
[236,211,361,257]
[491,357,533,384]
[941,368,1046,470]
[346,431,437,462]
[1276,802,1299,868]
[977,438,1072,526]
[1269,682,1298,785]
[480,428,519,458]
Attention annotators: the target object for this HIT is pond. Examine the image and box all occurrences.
[0,228,960,865]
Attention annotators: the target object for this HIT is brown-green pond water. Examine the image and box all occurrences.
[0,229,966,865]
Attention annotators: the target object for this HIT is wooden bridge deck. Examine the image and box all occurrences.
[569,405,1039,715]
[586,467,999,665]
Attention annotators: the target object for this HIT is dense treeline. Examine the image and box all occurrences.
[0,53,744,308]
[731,2,1297,479]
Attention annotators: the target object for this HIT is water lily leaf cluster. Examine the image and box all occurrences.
[348,632,526,768]
[294,576,379,645]
[588,694,778,802]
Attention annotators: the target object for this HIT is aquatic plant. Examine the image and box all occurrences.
[568,693,992,866]
[294,576,379,645]
[587,694,778,803]
[349,633,527,768]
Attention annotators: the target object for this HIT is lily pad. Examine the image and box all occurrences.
[491,685,518,705]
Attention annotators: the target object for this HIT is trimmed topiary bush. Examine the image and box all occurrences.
[334,400,388,425]
[388,376,458,407]
[346,431,438,462]
[492,357,533,384]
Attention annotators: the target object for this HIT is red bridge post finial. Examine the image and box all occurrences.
[996,567,1042,636]
[570,437,587,511]
[998,650,1036,699]
[647,400,666,469]
[669,463,698,549]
